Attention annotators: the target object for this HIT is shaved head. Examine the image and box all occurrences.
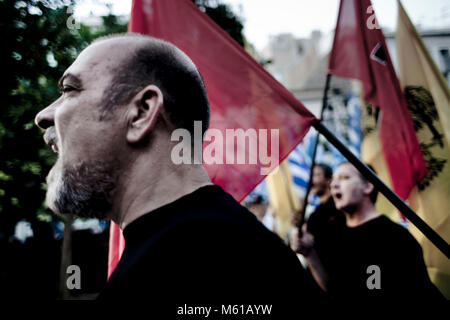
[35,33,211,220]
[93,33,210,136]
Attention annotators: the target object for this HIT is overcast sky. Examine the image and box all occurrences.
[74,0,450,50]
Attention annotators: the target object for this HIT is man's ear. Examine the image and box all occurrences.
[126,85,164,144]
[363,181,375,197]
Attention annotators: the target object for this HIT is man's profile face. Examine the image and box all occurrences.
[35,39,132,219]
[330,163,367,212]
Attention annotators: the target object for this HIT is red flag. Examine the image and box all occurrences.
[328,0,426,201]
[107,223,125,279]
[108,0,317,276]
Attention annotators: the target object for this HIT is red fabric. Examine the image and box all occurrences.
[107,0,317,277]
[107,223,125,279]
[328,0,426,200]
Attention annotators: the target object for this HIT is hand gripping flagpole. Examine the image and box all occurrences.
[312,120,450,259]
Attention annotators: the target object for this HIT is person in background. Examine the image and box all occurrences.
[304,164,345,266]
[290,164,345,289]
[298,162,444,300]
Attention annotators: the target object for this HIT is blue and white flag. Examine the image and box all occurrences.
[287,92,362,203]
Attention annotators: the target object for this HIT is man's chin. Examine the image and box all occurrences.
[333,198,344,211]
[45,184,62,214]
[45,164,61,213]
[43,159,116,220]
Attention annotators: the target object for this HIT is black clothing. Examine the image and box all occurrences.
[307,197,346,236]
[98,185,324,313]
[327,215,443,300]
[306,197,346,270]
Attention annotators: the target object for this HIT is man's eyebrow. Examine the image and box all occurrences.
[58,73,83,89]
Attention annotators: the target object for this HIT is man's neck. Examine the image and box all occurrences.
[111,146,212,229]
[344,201,380,228]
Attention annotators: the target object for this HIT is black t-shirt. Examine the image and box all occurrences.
[306,197,346,270]
[327,215,443,300]
[97,185,325,313]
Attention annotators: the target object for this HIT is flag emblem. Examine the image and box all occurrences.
[370,43,387,66]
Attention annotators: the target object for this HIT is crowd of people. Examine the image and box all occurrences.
[33,32,444,306]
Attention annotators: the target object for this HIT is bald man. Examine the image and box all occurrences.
[35,34,323,309]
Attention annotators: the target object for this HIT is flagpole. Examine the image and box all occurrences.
[313,120,450,259]
[297,74,331,232]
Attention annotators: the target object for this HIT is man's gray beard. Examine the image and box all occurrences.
[46,159,117,220]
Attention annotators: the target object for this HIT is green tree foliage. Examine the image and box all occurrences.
[193,0,245,46]
[0,0,243,238]
[0,0,244,299]
[0,0,126,236]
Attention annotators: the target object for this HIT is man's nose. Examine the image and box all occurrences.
[35,103,56,129]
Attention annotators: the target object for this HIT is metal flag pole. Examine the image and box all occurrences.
[297,74,331,233]
[312,120,450,259]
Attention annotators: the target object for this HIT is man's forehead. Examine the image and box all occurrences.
[67,39,136,80]
[83,37,136,59]
[334,163,358,176]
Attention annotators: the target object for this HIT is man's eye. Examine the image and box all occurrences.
[61,86,75,94]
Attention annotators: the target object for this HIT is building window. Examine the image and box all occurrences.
[439,48,450,81]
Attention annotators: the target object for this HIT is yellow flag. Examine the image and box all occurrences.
[395,0,450,298]
[266,159,300,241]
[361,105,398,222]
